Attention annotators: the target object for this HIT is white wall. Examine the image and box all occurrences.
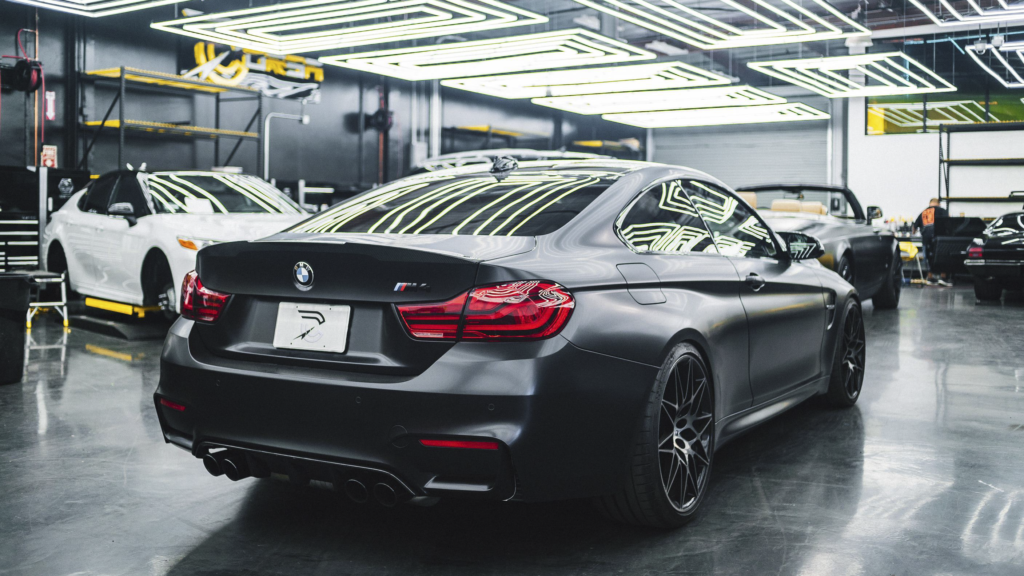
[847,98,1024,221]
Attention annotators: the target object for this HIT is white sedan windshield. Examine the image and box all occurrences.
[146,173,303,215]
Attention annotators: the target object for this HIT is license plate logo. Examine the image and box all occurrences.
[273,303,350,353]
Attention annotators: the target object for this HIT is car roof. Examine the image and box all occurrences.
[402,159,720,184]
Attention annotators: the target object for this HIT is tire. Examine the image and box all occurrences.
[871,249,902,310]
[47,243,79,300]
[824,301,865,408]
[596,343,714,528]
[836,254,854,285]
[974,278,1002,302]
[143,254,178,321]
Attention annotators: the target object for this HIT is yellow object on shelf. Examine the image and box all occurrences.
[83,119,257,139]
[899,241,919,260]
[85,67,257,94]
[84,297,163,318]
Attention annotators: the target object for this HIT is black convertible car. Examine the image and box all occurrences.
[966,211,1024,301]
[736,184,901,309]
[155,160,865,528]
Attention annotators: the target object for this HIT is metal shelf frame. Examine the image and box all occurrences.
[938,122,1024,209]
[78,67,265,173]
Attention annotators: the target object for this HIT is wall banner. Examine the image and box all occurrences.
[179,42,323,101]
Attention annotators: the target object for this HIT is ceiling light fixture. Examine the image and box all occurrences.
[966,44,1024,88]
[6,0,181,18]
[532,85,783,115]
[440,62,729,99]
[603,103,830,128]
[867,100,994,131]
[152,0,547,54]
[320,29,656,81]
[748,52,956,98]
[908,0,1024,26]
[572,0,869,50]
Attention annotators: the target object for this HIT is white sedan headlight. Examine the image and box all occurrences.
[177,236,219,251]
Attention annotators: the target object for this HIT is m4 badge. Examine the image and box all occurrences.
[394,283,431,293]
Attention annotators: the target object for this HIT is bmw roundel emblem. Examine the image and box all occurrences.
[293,261,314,290]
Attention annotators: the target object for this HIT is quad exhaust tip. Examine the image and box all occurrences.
[344,479,369,504]
[203,451,229,477]
[373,482,398,507]
[203,450,251,482]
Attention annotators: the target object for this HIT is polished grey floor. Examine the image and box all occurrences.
[2,286,1023,575]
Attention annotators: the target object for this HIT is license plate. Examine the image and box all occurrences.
[273,303,351,353]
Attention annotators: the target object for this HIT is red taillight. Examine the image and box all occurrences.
[159,398,186,412]
[180,270,231,323]
[396,281,574,341]
[420,439,499,450]
[968,245,984,259]
[396,292,467,339]
[463,281,574,340]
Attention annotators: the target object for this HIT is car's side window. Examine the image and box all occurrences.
[684,180,778,259]
[81,174,120,214]
[616,179,718,255]
[109,174,150,216]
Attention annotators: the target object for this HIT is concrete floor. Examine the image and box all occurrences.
[2,285,1023,575]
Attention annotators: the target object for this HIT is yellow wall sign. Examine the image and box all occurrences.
[181,42,323,100]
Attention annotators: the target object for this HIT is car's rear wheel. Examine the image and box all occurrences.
[596,343,714,528]
[974,278,1002,302]
[824,301,865,408]
[871,250,902,309]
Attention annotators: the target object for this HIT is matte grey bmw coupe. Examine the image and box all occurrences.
[154,160,865,528]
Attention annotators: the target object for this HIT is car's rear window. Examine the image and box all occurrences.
[987,213,1024,237]
[292,172,613,236]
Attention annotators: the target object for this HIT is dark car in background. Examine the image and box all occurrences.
[966,211,1024,301]
[737,184,901,309]
[154,160,865,528]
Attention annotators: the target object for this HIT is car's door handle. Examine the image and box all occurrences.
[745,273,766,291]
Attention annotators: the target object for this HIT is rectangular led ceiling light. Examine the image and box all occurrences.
[320,29,656,81]
[908,0,1024,26]
[748,52,956,98]
[6,0,180,18]
[867,101,994,131]
[572,0,869,50]
[532,86,784,115]
[604,103,830,128]
[152,0,547,54]
[440,62,730,99]
[966,45,1024,88]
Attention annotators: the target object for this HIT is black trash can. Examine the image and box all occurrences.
[0,273,31,385]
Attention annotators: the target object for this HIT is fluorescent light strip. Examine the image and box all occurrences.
[152,0,546,54]
[532,86,783,115]
[6,0,181,18]
[966,45,1024,88]
[908,0,1024,26]
[604,103,830,128]
[572,0,869,50]
[748,52,956,98]
[321,29,656,81]
[440,62,730,99]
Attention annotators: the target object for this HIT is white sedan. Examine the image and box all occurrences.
[43,170,308,316]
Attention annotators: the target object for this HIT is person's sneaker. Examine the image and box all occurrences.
[926,278,938,286]
[937,279,953,287]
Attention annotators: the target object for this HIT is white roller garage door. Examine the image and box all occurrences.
[651,97,832,188]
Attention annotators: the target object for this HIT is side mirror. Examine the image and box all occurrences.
[108,202,138,227]
[866,205,883,221]
[778,231,826,261]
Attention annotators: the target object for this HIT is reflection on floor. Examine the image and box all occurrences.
[1,286,1023,575]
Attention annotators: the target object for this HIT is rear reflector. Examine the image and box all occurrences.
[420,439,499,450]
[396,281,574,341]
[180,270,231,323]
[159,398,186,412]
[967,245,984,259]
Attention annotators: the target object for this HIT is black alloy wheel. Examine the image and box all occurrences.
[658,355,714,514]
[596,343,715,527]
[872,251,902,309]
[826,303,865,407]
[837,256,854,285]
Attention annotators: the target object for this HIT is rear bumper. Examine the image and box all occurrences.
[965,260,1024,285]
[155,318,658,502]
